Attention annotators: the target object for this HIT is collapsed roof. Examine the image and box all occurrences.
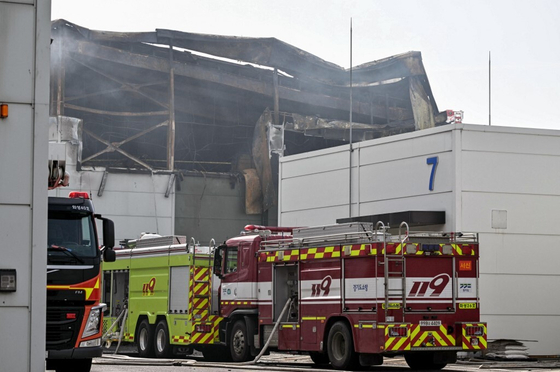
[50,20,444,173]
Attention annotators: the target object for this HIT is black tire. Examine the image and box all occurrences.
[309,351,330,365]
[154,320,172,358]
[327,321,358,370]
[229,319,252,362]
[137,319,155,357]
[404,352,447,370]
[54,358,92,372]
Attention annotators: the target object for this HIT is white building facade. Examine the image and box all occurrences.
[279,123,560,356]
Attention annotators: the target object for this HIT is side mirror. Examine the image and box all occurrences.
[103,248,116,262]
[102,218,115,249]
[213,245,225,279]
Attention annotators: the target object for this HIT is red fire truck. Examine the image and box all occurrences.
[46,161,116,372]
[212,222,487,370]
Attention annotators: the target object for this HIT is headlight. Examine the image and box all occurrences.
[82,305,105,338]
[80,338,101,347]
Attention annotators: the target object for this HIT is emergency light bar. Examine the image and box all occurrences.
[69,191,90,199]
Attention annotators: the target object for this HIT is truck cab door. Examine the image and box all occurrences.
[220,245,239,306]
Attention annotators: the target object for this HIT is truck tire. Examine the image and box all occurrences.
[404,352,448,370]
[309,351,330,365]
[137,319,155,357]
[230,319,252,362]
[54,358,92,372]
[327,321,358,370]
[154,320,172,358]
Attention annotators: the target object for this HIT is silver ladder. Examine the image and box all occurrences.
[380,221,408,322]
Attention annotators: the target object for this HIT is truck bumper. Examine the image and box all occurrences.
[47,345,103,360]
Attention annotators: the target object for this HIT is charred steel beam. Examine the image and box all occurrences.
[70,55,170,110]
[81,121,169,169]
[69,40,408,121]
[65,81,166,103]
[83,128,154,171]
[64,103,168,117]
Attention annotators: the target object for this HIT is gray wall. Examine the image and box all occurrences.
[0,1,51,371]
[175,175,264,245]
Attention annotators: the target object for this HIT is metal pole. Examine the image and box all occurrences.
[168,44,176,170]
[273,68,280,126]
[489,51,492,126]
[349,18,353,219]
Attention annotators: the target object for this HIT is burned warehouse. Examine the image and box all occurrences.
[50,20,446,242]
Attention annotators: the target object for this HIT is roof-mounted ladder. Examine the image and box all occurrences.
[381,221,408,322]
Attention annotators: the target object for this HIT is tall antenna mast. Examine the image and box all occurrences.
[489,51,492,126]
[350,18,353,146]
[348,18,353,218]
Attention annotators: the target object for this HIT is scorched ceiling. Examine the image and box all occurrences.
[50,20,444,173]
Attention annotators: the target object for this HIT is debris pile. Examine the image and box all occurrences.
[485,340,534,361]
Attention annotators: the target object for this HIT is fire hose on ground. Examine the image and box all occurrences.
[240,296,294,365]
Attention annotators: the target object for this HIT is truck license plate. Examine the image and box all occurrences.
[419,320,441,327]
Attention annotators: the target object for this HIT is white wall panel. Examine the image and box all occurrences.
[0,105,32,205]
[462,192,560,235]
[50,169,175,244]
[359,152,454,203]
[280,168,349,213]
[463,126,560,155]
[483,314,560,356]
[478,233,560,275]
[358,129,453,166]
[280,205,350,227]
[480,273,560,316]
[281,146,350,179]
[463,151,560,195]
[0,2,34,102]
[0,206,31,306]
[0,308,30,371]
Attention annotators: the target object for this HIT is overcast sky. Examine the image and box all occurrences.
[51,0,560,130]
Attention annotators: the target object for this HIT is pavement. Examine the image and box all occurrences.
[95,349,560,371]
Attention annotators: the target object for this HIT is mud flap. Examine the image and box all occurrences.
[244,315,259,356]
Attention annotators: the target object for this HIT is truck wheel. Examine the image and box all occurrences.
[137,319,155,357]
[154,320,172,358]
[327,321,358,370]
[230,319,252,362]
[54,358,92,372]
[309,351,330,365]
[404,352,447,370]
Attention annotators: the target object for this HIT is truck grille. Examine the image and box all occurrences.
[46,306,84,350]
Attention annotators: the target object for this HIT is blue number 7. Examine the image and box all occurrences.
[427,157,438,191]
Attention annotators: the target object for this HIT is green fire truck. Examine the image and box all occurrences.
[101,235,222,357]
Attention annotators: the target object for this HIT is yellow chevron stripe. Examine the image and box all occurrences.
[439,325,456,345]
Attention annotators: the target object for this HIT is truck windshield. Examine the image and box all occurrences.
[48,212,98,258]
